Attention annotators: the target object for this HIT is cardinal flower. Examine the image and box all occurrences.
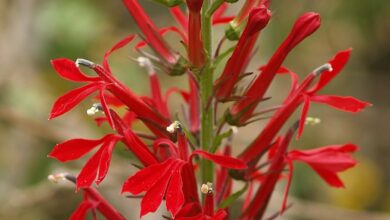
[287,143,358,187]
[122,122,247,218]
[230,12,321,124]
[238,49,371,165]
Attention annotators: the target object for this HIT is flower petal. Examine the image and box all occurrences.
[307,49,352,94]
[48,136,106,162]
[122,158,176,195]
[140,162,181,217]
[103,35,135,72]
[96,136,121,185]
[51,58,100,82]
[310,95,372,113]
[76,146,104,189]
[165,164,184,215]
[49,82,103,119]
[191,150,247,170]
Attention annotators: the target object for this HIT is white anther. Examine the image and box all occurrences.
[86,103,103,116]
[75,58,96,68]
[201,182,213,194]
[313,63,333,76]
[230,126,239,134]
[48,173,67,184]
[305,117,321,125]
[166,121,181,133]
[137,57,155,75]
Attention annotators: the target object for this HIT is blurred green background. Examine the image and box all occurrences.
[0,0,389,219]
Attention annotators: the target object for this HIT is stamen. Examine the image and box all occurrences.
[230,126,239,134]
[48,173,67,184]
[75,58,96,68]
[313,63,333,76]
[166,121,182,133]
[305,117,321,125]
[201,182,213,194]
[86,103,103,116]
[136,57,155,75]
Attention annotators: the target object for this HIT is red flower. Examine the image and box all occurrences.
[238,49,371,165]
[49,134,121,189]
[122,149,246,217]
[287,144,358,187]
[230,12,321,124]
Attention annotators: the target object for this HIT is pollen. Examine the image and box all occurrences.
[313,63,333,76]
[166,121,182,133]
[87,103,103,116]
[305,117,321,125]
[48,173,67,184]
[75,58,96,68]
[201,182,213,194]
[136,56,154,75]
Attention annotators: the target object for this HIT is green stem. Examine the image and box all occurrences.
[200,0,214,184]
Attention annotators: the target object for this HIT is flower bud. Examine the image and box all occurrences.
[246,6,271,36]
[186,0,203,12]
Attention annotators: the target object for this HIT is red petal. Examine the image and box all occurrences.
[76,146,104,189]
[310,95,372,113]
[140,162,181,217]
[49,82,103,119]
[308,49,352,94]
[297,94,311,140]
[48,137,106,162]
[165,164,184,215]
[96,136,121,185]
[122,159,176,195]
[103,35,135,72]
[191,150,247,170]
[311,167,345,188]
[70,200,94,220]
[99,89,115,129]
[51,58,99,82]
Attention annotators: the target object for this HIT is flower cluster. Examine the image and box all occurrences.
[48,0,371,219]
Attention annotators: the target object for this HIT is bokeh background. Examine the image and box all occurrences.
[0,0,389,219]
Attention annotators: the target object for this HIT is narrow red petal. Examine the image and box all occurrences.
[310,95,372,113]
[140,162,181,217]
[311,167,345,188]
[48,136,106,162]
[122,159,176,195]
[165,164,185,216]
[51,58,99,82]
[307,49,352,94]
[96,136,121,185]
[191,150,247,170]
[49,82,103,119]
[76,146,104,189]
[103,35,135,72]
